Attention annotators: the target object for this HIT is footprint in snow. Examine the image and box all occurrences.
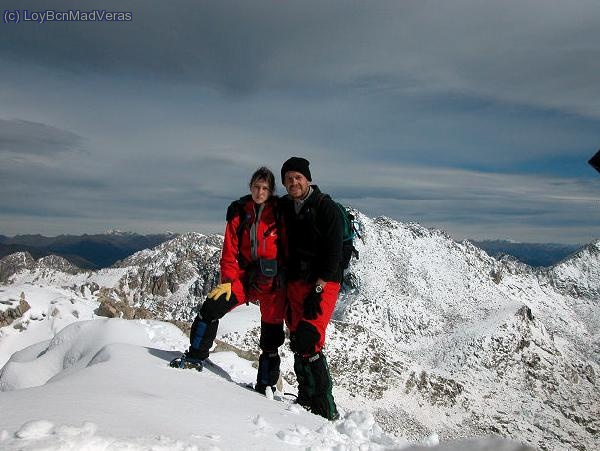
[15,420,55,439]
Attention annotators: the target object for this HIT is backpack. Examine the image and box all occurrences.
[315,194,360,270]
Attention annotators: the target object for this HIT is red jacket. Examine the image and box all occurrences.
[220,195,283,284]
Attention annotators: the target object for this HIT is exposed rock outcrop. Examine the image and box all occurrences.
[95,299,153,320]
[0,252,36,283]
[0,294,31,327]
[37,255,80,275]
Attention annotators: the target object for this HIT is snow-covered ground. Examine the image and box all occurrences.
[0,316,401,450]
[0,282,98,369]
[0,303,532,450]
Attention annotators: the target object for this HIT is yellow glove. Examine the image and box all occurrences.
[207,282,232,301]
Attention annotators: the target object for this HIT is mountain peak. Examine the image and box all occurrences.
[105,230,136,236]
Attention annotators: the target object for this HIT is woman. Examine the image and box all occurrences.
[171,167,286,395]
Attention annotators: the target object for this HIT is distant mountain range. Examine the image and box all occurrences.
[471,239,581,267]
[0,232,176,269]
[0,233,582,270]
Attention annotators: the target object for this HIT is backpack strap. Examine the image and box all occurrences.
[307,192,329,239]
[270,197,285,290]
[314,192,328,209]
[312,192,328,222]
[272,197,284,268]
[226,195,252,268]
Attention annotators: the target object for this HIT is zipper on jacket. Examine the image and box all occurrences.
[250,203,265,261]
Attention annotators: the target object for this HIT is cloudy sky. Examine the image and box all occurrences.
[1,0,599,244]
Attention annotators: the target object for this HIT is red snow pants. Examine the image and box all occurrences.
[230,275,285,325]
[286,280,340,356]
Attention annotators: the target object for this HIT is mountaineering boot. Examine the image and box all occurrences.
[169,313,219,371]
[294,352,339,421]
[255,351,281,395]
[169,354,204,371]
[293,353,312,409]
[188,314,219,359]
[171,293,239,372]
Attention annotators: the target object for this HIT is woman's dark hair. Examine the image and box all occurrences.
[249,166,276,193]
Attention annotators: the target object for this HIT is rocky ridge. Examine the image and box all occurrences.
[111,232,222,319]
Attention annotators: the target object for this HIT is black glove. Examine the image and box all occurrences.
[303,289,322,320]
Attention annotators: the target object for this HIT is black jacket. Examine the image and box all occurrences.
[280,185,343,283]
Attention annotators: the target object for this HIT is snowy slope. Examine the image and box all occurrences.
[0,318,402,450]
[326,213,598,449]
[0,316,536,451]
[0,281,98,369]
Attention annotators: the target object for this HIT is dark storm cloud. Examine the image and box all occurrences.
[0,119,83,156]
[2,0,351,94]
[1,1,599,116]
[0,155,230,228]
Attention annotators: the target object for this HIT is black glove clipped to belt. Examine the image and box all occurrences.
[303,290,322,320]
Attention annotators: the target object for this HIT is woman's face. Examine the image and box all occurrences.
[250,178,271,205]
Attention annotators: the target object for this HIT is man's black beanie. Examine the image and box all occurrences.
[281,157,312,183]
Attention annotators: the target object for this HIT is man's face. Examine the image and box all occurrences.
[283,171,310,200]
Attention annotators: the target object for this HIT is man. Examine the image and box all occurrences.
[280,156,343,420]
